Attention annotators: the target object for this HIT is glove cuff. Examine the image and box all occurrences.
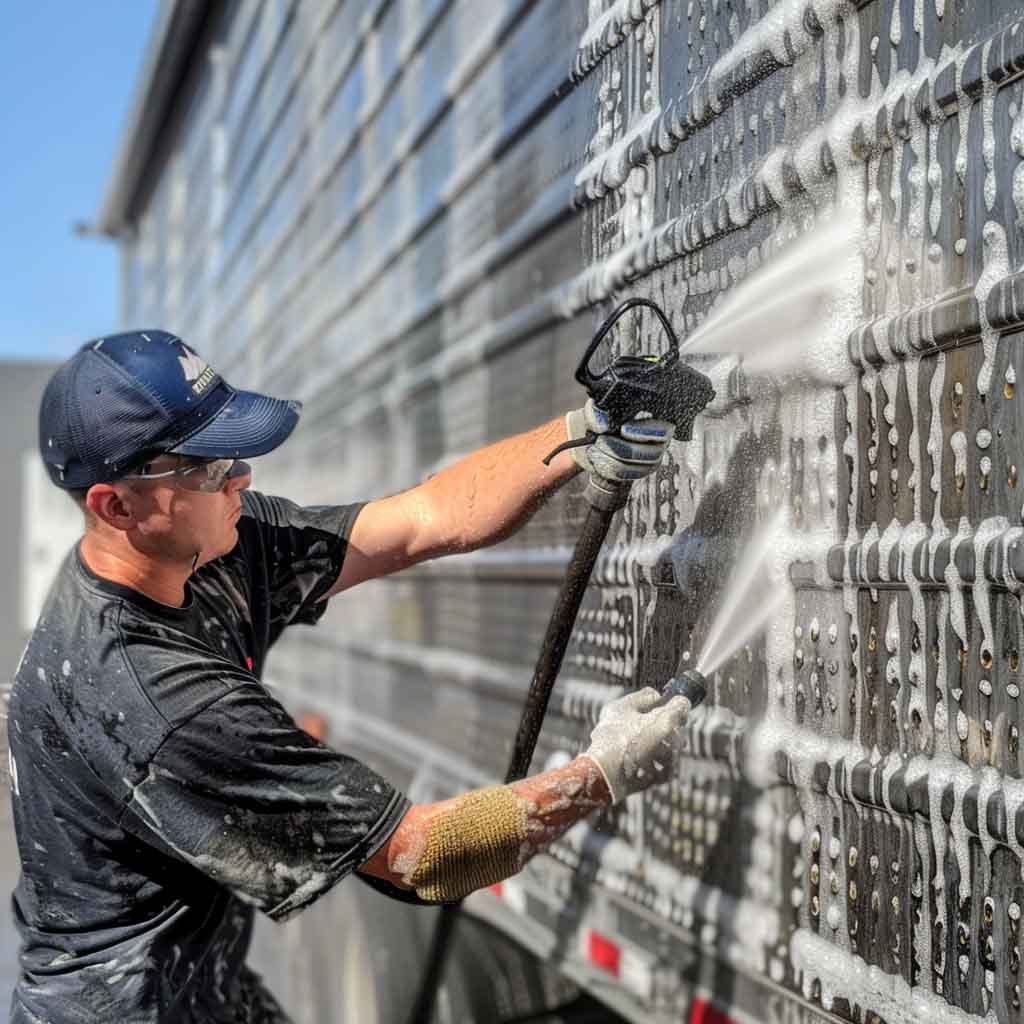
[580,751,624,805]
[565,406,588,442]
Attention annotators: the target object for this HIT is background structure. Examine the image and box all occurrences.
[0,361,67,1015]
[97,1,1024,1021]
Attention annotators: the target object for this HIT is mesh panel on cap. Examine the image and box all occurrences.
[69,353,170,483]
[38,360,77,484]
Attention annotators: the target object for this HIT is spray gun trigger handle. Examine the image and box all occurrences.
[542,432,597,467]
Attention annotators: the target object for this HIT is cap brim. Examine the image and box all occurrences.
[169,389,301,459]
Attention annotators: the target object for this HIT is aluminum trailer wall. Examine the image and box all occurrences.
[106,0,1024,1021]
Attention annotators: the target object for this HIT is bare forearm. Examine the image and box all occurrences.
[419,416,578,555]
[359,757,610,900]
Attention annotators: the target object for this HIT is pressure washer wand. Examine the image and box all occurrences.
[408,299,714,1024]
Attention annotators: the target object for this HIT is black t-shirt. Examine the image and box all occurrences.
[8,491,409,1023]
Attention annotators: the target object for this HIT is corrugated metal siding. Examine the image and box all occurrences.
[116,0,1024,1020]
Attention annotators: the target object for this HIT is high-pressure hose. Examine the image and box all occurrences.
[408,300,715,1024]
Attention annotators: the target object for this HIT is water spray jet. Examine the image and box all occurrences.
[680,214,862,386]
[697,512,788,677]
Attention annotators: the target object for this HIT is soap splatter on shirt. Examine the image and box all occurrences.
[8,492,409,1023]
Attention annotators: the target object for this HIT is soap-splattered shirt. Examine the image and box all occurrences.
[8,491,409,1023]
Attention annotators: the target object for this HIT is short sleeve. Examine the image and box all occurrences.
[237,490,365,645]
[117,684,409,921]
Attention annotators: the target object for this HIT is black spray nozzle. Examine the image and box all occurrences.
[661,668,707,710]
[582,350,715,442]
[577,299,714,441]
[544,299,715,467]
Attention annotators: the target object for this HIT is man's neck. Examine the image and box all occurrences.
[79,533,190,608]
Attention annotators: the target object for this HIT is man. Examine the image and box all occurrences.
[9,330,689,1022]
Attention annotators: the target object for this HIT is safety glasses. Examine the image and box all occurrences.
[122,457,250,494]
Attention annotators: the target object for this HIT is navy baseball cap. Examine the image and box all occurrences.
[39,330,301,490]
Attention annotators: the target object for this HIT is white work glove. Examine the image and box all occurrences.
[582,687,691,804]
[565,400,674,484]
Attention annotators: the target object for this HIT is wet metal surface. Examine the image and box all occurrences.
[114,0,1024,1021]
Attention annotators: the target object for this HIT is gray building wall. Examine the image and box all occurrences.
[0,360,61,1017]
[0,362,62,675]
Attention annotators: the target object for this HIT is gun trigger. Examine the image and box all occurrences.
[542,433,597,466]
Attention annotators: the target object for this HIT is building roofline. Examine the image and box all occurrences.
[96,0,218,238]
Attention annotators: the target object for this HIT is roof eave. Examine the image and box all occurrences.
[96,0,216,239]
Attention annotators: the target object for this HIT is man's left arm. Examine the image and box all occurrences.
[329,417,578,595]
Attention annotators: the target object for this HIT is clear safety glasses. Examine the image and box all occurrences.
[122,457,250,494]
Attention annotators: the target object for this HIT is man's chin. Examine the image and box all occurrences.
[223,524,240,554]
[198,526,240,568]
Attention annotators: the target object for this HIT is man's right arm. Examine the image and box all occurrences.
[359,687,692,902]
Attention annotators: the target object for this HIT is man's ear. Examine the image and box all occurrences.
[85,484,138,532]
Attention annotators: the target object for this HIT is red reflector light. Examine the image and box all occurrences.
[690,997,735,1024]
[488,883,503,898]
[587,930,620,977]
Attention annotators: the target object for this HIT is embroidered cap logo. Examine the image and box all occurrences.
[178,346,217,396]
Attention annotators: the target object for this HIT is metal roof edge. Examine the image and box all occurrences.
[96,0,216,238]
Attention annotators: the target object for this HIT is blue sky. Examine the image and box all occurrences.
[0,2,159,362]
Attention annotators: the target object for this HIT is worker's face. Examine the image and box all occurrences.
[117,455,252,569]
